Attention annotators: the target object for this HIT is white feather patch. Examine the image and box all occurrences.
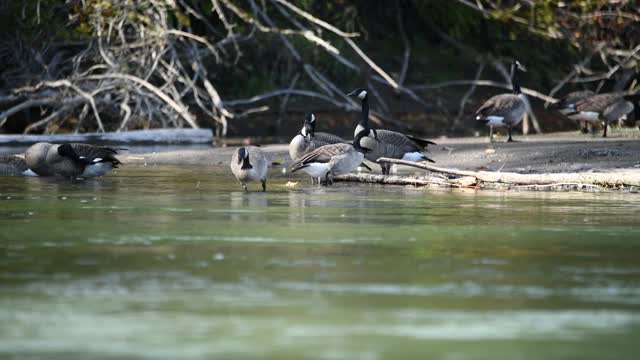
[21,169,38,177]
[401,152,424,162]
[485,116,506,126]
[358,90,367,99]
[81,162,113,178]
[93,158,103,163]
[568,111,600,124]
[301,163,329,179]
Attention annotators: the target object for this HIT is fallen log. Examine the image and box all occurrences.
[334,173,453,187]
[376,157,640,187]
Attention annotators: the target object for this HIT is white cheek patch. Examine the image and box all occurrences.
[310,114,316,123]
[301,127,308,137]
[358,91,367,99]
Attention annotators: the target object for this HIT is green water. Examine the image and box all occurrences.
[1,165,640,359]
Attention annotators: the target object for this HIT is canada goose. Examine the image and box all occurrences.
[290,128,375,185]
[289,113,346,161]
[347,88,435,175]
[475,60,527,142]
[0,155,36,176]
[551,90,595,133]
[25,142,122,178]
[568,93,637,137]
[230,146,269,192]
[24,142,55,176]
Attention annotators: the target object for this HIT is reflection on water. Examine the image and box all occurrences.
[1,165,640,359]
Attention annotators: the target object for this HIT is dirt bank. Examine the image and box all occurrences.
[122,131,640,175]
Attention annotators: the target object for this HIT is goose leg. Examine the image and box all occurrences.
[261,180,267,192]
[489,125,494,143]
[242,183,248,192]
[507,126,513,142]
[602,120,608,138]
[324,172,334,186]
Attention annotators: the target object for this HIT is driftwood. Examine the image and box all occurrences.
[334,173,453,187]
[334,157,640,190]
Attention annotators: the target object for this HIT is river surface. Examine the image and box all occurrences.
[1,165,640,359]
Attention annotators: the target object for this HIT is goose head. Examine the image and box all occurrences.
[302,113,316,138]
[513,60,527,73]
[347,88,368,100]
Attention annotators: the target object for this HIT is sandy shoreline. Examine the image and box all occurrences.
[121,132,640,174]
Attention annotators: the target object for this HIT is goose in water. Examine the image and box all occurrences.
[290,128,375,185]
[348,88,435,175]
[25,142,121,178]
[230,146,269,192]
[475,60,527,142]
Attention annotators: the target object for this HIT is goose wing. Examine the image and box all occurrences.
[290,143,351,172]
[574,93,622,112]
[375,130,431,153]
[475,94,523,117]
[70,143,122,167]
[312,132,346,145]
[553,90,594,109]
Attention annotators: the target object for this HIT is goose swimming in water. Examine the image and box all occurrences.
[348,88,435,175]
[25,142,122,178]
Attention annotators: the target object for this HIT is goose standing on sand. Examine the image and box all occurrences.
[0,155,36,176]
[567,93,637,137]
[348,88,435,175]
[551,90,595,133]
[230,146,269,192]
[289,113,346,161]
[475,60,527,142]
[25,142,121,178]
[290,128,375,185]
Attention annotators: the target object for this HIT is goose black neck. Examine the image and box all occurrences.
[358,95,370,129]
[241,157,253,170]
[511,64,521,95]
[352,132,368,153]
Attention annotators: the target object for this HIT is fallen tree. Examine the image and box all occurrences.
[334,157,640,191]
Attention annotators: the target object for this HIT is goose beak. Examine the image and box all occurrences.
[347,90,357,97]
